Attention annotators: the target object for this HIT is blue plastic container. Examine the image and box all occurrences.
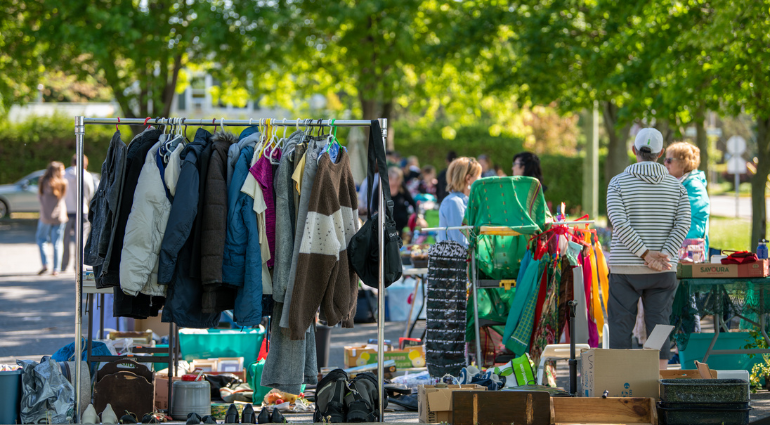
[679,332,764,371]
[179,328,265,368]
[0,370,22,424]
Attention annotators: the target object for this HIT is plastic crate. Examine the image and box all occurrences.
[179,328,265,367]
[657,402,750,425]
[678,332,764,371]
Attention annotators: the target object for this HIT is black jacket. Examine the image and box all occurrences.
[158,128,220,328]
[101,128,161,287]
[85,131,126,280]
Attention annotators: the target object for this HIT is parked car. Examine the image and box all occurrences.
[0,170,100,219]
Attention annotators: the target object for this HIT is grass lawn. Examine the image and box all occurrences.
[709,216,758,251]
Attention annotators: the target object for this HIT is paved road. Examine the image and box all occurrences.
[0,219,77,364]
[710,195,769,219]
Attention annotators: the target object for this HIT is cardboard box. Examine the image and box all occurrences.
[660,369,718,379]
[418,385,486,423]
[677,260,769,278]
[581,325,673,399]
[154,374,181,411]
[344,345,425,369]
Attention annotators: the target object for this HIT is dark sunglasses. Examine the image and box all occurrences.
[664,158,678,164]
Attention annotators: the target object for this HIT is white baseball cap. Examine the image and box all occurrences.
[634,128,664,154]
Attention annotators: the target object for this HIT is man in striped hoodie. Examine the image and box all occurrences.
[606,128,691,368]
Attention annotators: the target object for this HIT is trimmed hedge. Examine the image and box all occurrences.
[0,114,115,184]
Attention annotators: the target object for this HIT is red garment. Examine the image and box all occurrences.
[721,251,758,264]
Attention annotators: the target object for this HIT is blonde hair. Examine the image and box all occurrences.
[388,166,404,194]
[39,161,66,199]
[446,157,482,193]
[667,142,700,173]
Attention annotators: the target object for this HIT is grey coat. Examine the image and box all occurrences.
[271,131,303,302]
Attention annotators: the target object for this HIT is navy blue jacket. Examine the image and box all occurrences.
[158,128,220,328]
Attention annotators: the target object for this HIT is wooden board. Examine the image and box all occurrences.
[552,397,655,424]
[452,391,551,425]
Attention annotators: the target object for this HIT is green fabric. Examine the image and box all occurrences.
[502,251,538,343]
[464,176,548,279]
[682,170,710,252]
[466,287,517,343]
[246,359,272,402]
[509,255,549,356]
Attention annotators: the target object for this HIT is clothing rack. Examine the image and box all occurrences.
[73,116,389,421]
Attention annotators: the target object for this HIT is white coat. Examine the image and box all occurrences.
[119,140,183,297]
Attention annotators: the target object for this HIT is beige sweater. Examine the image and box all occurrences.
[289,149,360,340]
[38,182,68,225]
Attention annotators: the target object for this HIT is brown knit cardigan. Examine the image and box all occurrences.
[289,149,360,340]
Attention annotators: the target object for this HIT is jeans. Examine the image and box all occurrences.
[62,213,90,271]
[37,220,66,272]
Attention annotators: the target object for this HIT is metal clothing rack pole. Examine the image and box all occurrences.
[74,116,389,422]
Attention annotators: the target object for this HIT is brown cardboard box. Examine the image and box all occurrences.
[418,385,486,423]
[154,374,181,411]
[345,345,425,369]
[134,314,169,337]
[581,325,673,399]
[677,260,769,278]
[660,369,718,379]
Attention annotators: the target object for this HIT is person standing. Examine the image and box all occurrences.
[37,161,69,276]
[437,157,482,247]
[665,142,710,252]
[512,152,547,192]
[388,167,418,234]
[478,154,496,178]
[62,154,94,271]
[436,150,457,203]
[606,128,691,368]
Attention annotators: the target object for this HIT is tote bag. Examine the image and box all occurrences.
[348,120,403,288]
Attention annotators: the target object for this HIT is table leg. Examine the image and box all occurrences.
[99,293,105,339]
[404,276,421,339]
[472,251,482,365]
[87,294,93,367]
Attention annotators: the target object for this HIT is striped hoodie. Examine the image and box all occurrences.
[607,161,691,273]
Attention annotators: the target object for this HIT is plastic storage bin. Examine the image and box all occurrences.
[660,379,750,403]
[678,332,764,371]
[179,328,265,367]
[0,370,22,424]
[657,402,750,425]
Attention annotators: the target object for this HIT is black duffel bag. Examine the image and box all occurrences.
[348,120,403,289]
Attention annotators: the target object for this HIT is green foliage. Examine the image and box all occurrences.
[0,114,114,184]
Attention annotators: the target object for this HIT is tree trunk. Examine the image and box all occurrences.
[751,117,770,250]
[602,101,631,181]
[694,104,709,184]
[655,119,675,145]
[161,54,183,118]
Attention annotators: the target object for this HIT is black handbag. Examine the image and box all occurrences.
[348,120,403,289]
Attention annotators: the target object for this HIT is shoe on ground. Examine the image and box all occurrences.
[241,405,256,424]
[257,407,270,424]
[344,372,385,422]
[201,415,218,424]
[81,404,98,424]
[225,404,239,424]
[101,404,119,424]
[120,412,138,424]
[37,267,48,275]
[186,412,202,424]
[313,368,348,423]
[270,409,286,424]
[140,414,159,424]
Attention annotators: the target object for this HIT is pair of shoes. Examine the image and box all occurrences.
[52,270,60,276]
[187,412,219,424]
[256,407,285,424]
[37,267,48,275]
[313,369,386,423]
